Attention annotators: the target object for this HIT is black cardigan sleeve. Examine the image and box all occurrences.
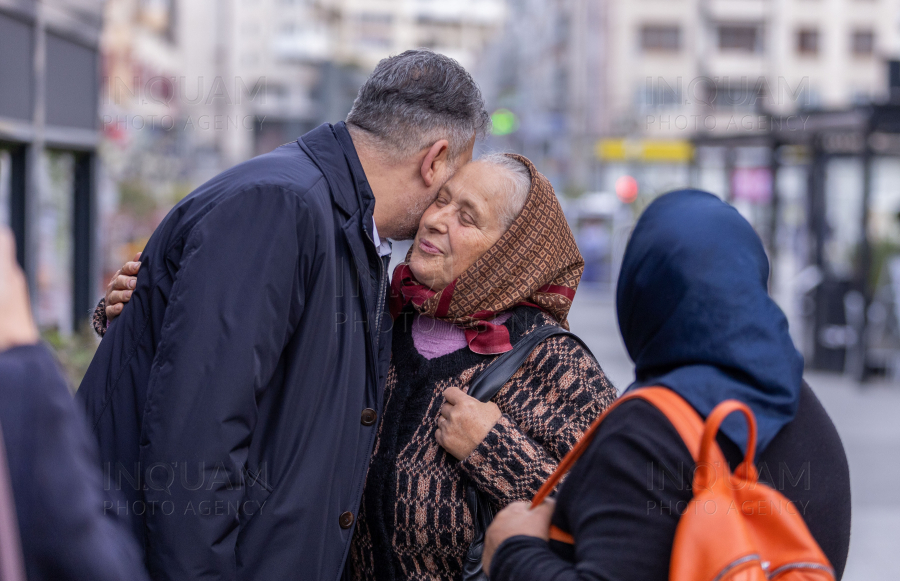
[92,297,107,337]
[489,399,693,581]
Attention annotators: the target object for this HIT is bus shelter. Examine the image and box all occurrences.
[692,104,900,379]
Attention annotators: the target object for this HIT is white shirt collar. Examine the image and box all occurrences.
[371,218,392,257]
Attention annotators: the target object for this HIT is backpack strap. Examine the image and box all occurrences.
[467,325,596,403]
[533,387,709,545]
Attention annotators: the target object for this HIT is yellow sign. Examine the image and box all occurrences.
[595,139,694,163]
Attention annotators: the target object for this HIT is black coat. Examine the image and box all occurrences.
[0,344,149,581]
[77,122,393,581]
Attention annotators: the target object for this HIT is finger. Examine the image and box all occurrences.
[501,501,531,516]
[434,427,444,446]
[439,402,453,418]
[106,302,123,319]
[122,261,142,276]
[535,498,556,514]
[133,252,142,261]
[112,274,137,291]
[108,289,133,306]
[527,499,556,518]
[443,385,466,405]
[107,269,122,290]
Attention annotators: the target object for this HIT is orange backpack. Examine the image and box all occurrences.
[531,387,835,581]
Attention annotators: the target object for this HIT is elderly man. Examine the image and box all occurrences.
[77,49,489,581]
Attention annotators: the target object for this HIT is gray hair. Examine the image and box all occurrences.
[476,153,532,229]
[346,49,491,162]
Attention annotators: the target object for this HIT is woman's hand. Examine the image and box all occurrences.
[482,499,555,574]
[105,253,141,322]
[435,385,502,460]
[0,228,39,351]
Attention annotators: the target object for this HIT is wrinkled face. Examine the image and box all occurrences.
[408,161,510,291]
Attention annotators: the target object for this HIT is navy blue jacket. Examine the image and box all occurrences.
[77,122,393,580]
[0,344,149,581]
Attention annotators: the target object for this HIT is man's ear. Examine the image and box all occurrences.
[420,140,451,187]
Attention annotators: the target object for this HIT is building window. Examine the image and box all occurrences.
[357,13,393,48]
[635,79,682,110]
[797,28,819,55]
[36,151,75,333]
[710,80,765,112]
[852,30,875,56]
[718,24,762,53]
[640,25,681,52]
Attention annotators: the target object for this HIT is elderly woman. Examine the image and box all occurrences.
[97,153,617,580]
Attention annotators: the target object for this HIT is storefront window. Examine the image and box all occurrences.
[824,158,863,280]
[35,150,75,333]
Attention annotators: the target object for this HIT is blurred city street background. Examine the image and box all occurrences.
[1,0,899,576]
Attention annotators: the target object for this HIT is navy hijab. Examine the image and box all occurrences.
[616,189,803,451]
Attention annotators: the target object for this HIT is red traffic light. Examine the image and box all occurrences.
[616,175,638,204]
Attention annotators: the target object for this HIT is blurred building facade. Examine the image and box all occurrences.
[475,0,607,193]
[612,0,898,135]
[477,0,900,194]
[598,0,900,196]
[100,0,509,173]
[0,0,103,333]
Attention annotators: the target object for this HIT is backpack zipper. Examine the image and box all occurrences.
[711,554,761,581]
[767,562,835,579]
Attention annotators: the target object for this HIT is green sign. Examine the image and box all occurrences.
[491,109,519,136]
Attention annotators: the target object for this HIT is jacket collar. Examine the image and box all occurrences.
[298,122,375,237]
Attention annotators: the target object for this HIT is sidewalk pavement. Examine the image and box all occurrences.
[568,289,900,581]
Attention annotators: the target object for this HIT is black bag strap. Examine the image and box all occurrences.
[467,325,597,403]
[460,324,598,581]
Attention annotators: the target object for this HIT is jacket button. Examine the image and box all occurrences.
[339,511,354,529]
[361,408,377,426]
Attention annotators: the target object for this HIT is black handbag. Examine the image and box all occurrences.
[461,324,595,581]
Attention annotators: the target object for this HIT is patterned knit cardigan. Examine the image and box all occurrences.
[348,306,617,581]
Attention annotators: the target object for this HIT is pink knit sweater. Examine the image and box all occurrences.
[411,313,512,359]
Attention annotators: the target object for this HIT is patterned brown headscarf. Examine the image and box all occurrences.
[390,153,584,354]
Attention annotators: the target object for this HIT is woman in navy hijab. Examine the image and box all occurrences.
[484,189,852,581]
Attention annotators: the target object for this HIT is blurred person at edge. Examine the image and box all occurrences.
[77,49,490,581]
[102,153,618,580]
[482,190,852,581]
[0,228,150,581]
